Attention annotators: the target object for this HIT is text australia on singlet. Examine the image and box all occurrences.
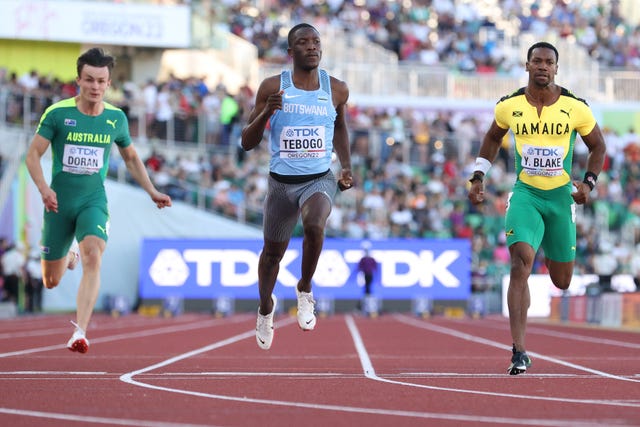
[279,102,328,160]
[62,131,109,174]
[515,120,569,177]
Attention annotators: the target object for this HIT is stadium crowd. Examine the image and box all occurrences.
[225,0,639,71]
[2,0,640,295]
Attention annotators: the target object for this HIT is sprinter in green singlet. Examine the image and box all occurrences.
[467,42,606,375]
[25,48,172,354]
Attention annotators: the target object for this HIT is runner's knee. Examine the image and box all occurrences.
[549,267,572,289]
[302,222,324,241]
[548,261,574,290]
[550,273,571,290]
[260,251,284,268]
[43,275,61,289]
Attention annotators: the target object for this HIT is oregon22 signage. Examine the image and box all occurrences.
[138,238,471,300]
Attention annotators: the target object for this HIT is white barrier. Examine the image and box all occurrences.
[501,274,636,318]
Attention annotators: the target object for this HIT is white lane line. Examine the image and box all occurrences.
[118,316,620,426]
[0,343,75,358]
[0,371,616,380]
[0,316,248,358]
[0,371,609,380]
[527,325,640,349]
[0,314,216,340]
[136,372,620,379]
[121,316,298,380]
[345,315,640,408]
[393,314,640,384]
[0,371,107,375]
[0,408,220,427]
[457,317,640,349]
[343,315,621,426]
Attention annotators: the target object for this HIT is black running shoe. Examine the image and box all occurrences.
[507,344,532,375]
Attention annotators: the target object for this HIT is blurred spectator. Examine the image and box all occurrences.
[18,70,39,92]
[493,233,510,265]
[592,240,619,292]
[1,242,25,303]
[25,248,43,313]
[154,83,174,140]
[145,150,166,173]
[142,79,158,138]
[202,85,223,145]
[218,88,240,147]
[358,247,378,296]
[629,244,640,289]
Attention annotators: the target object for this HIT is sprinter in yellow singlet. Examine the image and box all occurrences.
[467,42,606,375]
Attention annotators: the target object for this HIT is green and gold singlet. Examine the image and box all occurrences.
[36,98,131,260]
[494,87,596,262]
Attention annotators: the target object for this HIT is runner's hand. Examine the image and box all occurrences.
[152,192,172,209]
[571,180,590,205]
[337,168,353,191]
[468,181,484,205]
[41,187,58,213]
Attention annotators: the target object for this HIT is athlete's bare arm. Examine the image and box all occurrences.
[468,120,508,205]
[118,144,172,209]
[572,123,606,204]
[25,134,58,213]
[331,77,352,190]
[241,76,281,151]
[477,120,509,164]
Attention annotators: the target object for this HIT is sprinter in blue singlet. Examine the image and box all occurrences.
[241,23,352,350]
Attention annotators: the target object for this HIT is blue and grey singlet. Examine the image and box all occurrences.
[268,69,337,176]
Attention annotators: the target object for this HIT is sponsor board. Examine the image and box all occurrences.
[139,238,471,300]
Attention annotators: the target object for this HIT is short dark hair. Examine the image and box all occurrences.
[527,42,559,63]
[77,47,115,77]
[287,23,318,48]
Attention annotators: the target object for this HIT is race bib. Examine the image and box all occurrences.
[520,144,564,177]
[279,126,326,160]
[62,144,104,175]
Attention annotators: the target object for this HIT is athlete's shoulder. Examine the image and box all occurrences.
[258,74,283,94]
[329,73,348,100]
[102,102,129,125]
[497,87,526,104]
[559,87,589,106]
[43,97,76,114]
[103,101,125,113]
[328,73,347,87]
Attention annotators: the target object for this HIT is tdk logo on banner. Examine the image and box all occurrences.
[149,248,461,288]
[139,238,471,300]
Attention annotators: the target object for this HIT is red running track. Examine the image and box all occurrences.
[0,311,638,427]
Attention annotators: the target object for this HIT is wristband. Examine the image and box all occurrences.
[469,172,484,184]
[583,171,597,191]
[474,157,492,175]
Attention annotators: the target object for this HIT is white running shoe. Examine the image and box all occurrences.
[67,243,80,270]
[67,321,89,354]
[256,294,277,350]
[296,288,316,331]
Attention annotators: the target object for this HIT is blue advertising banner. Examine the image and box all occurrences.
[138,238,471,300]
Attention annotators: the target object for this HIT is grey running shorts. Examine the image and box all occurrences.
[262,170,337,242]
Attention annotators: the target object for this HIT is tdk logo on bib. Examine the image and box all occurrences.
[280,126,326,159]
[139,238,471,300]
[285,128,320,137]
[70,147,100,156]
